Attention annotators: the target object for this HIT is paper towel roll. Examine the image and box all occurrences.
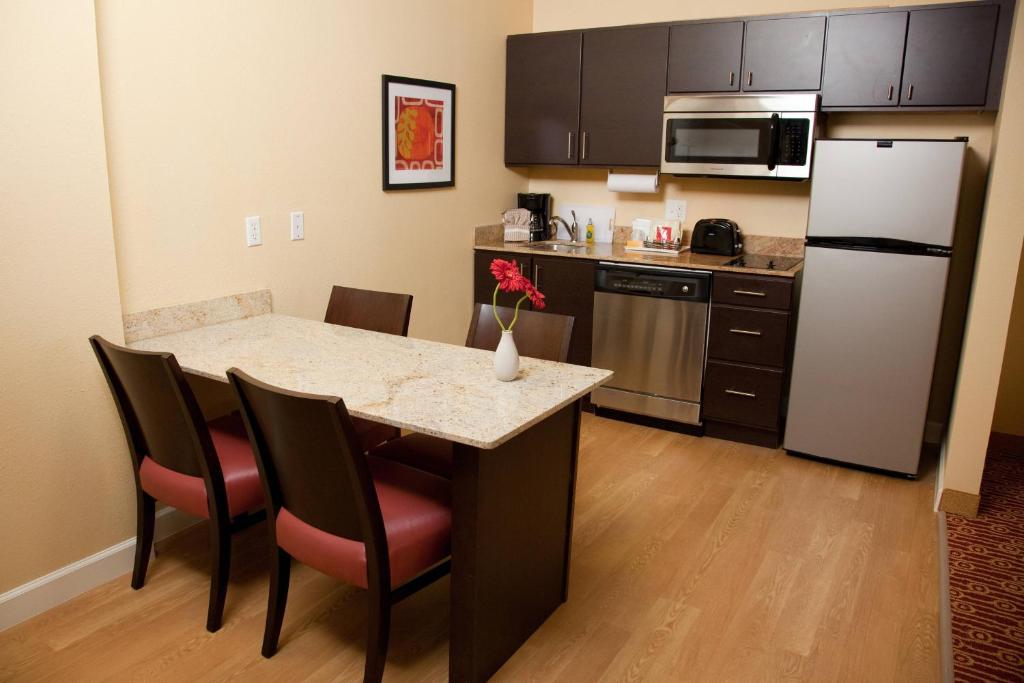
[607,172,659,194]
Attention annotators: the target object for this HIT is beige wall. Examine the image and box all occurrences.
[97,0,532,344]
[945,4,1024,491]
[0,1,132,592]
[1,0,532,595]
[993,246,1024,436]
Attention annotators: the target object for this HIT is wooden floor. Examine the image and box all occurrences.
[0,414,941,681]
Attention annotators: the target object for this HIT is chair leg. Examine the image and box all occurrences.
[364,583,392,683]
[131,492,155,590]
[261,548,291,658]
[206,518,232,633]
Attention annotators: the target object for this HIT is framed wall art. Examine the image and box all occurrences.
[381,75,455,191]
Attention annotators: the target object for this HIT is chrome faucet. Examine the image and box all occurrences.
[549,211,579,242]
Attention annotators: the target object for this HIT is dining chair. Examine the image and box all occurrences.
[324,285,414,451]
[89,336,264,632]
[368,304,575,479]
[227,369,451,682]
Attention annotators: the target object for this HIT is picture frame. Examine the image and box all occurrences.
[381,75,455,191]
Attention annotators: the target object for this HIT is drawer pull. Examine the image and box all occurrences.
[733,289,767,297]
[729,328,762,337]
[725,389,757,399]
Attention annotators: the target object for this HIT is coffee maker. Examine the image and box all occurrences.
[517,193,551,242]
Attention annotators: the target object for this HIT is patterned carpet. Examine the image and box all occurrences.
[947,448,1024,682]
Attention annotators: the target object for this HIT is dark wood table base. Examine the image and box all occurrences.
[450,401,583,682]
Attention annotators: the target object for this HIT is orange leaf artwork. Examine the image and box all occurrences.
[394,97,444,170]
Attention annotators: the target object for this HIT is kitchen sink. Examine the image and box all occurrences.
[526,241,590,253]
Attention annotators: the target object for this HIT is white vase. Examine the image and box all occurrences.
[494,330,520,381]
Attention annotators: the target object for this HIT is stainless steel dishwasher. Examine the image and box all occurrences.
[591,262,711,425]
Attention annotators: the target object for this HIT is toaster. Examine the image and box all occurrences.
[691,218,743,256]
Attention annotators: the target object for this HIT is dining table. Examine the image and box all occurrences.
[128,312,612,682]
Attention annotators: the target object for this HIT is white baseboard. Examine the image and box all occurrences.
[0,507,201,632]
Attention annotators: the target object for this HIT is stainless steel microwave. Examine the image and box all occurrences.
[661,94,819,180]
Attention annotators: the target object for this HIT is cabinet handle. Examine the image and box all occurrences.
[581,131,588,161]
[725,389,757,399]
[732,289,767,297]
[729,71,735,86]
[887,83,894,101]
[907,84,914,101]
[519,263,527,277]
[747,72,753,87]
[533,263,542,289]
[729,328,763,337]
[567,132,573,160]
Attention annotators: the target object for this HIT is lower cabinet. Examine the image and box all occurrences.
[473,250,594,367]
[704,271,800,447]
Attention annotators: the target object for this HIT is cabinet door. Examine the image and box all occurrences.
[822,12,907,107]
[531,256,595,366]
[579,26,670,167]
[901,5,999,106]
[742,16,826,92]
[505,33,582,165]
[474,251,532,309]
[667,21,744,93]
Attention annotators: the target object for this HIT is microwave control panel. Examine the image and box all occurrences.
[778,119,810,166]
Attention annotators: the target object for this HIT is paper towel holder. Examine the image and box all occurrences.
[607,169,660,194]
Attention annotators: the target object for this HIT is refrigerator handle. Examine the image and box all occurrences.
[766,113,780,172]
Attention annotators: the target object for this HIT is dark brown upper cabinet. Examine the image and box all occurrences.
[741,16,826,92]
[901,4,1000,107]
[667,21,744,93]
[579,26,670,167]
[822,12,908,107]
[505,32,582,166]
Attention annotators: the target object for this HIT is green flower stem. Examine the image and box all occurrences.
[492,283,506,331]
[492,283,530,332]
[508,294,529,330]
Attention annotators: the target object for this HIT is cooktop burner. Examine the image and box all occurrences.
[725,254,803,271]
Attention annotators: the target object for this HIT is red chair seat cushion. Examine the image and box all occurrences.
[368,433,453,479]
[138,414,263,519]
[275,457,451,589]
[352,416,400,452]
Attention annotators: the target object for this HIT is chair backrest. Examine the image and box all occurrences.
[324,285,413,336]
[227,368,384,547]
[89,335,217,481]
[466,304,575,363]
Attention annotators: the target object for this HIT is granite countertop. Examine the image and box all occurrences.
[475,231,804,278]
[128,314,612,449]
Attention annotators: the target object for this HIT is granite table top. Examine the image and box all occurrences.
[128,313,612,449]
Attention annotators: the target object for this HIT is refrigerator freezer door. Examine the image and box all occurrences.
[807,139,965,247]
[784,245,950,474]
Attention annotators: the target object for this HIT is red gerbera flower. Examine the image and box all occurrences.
[489,257,549,330]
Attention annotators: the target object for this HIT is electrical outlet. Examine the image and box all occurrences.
[290,211,304,241]
[666,200,687,222]
[245,216,262,247]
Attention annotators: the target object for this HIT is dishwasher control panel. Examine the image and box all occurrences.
[595,263,710,301]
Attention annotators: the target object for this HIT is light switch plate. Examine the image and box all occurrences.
[290,211,304,241]
[245,216,262,247]
[666,200,687,222]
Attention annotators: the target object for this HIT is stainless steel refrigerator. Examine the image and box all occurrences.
[784,138,967,475]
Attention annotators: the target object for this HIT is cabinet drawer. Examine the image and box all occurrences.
[712,273,793,310]
[703,361,783,429]
[708,305,789,367]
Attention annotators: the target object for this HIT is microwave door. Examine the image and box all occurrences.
[662,113,777,178]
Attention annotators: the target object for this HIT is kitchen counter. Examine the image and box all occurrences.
[128,313,611,449]
[475,235,803,278]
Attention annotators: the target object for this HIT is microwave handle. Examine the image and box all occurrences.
[766,113,780,172]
